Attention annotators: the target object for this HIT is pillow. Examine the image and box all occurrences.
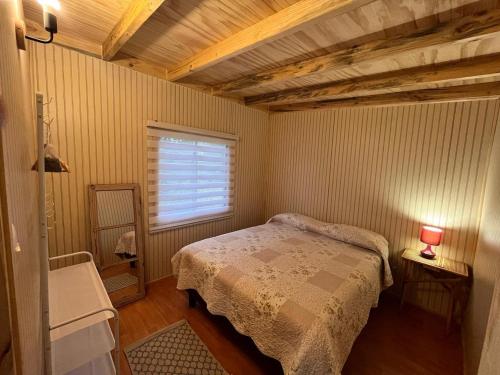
[268,213,393,287]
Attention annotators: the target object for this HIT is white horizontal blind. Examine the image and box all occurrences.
[147,126,235,231]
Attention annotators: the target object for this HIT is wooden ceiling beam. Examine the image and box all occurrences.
[166,0,375,81]
[245,53,500,106]
[102,0,167,61]
[213,8,500,95]
[270,81,500,112]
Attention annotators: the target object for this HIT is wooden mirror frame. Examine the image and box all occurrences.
[88,183,145,307]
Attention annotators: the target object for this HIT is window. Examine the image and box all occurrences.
[147,123,236,232]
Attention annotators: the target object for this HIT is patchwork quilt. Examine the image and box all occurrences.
[172,213,392,374]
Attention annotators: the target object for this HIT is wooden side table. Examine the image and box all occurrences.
[400,248,470,333]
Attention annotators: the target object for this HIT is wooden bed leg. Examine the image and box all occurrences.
[187,289,197,308]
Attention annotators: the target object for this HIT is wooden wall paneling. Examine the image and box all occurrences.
[0,208,13,373]
[45,44,65,269]
[29,42,268,282]
[28,40,500,317]
[266,100,499,315]
[463,97,500,375]
[0,1,42,372]
[47,45,62,268]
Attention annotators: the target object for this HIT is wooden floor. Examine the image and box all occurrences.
[117,277,463,375]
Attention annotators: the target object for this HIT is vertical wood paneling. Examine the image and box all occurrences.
[27,42,500,317]
[0,1,42,373]
[463,98,500,375]
[29,42,269,282]
[266,101,499,314]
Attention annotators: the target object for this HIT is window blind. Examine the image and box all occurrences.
[147,126,235,231]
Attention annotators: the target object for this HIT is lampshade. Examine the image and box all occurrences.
[31,144,70,173]
[420,225,443,246]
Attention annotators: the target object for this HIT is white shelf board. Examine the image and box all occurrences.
[66,352,116,375]
[51,320,115,375]
[49,261,114,342]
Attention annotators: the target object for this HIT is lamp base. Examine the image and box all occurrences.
[420,244,436,259]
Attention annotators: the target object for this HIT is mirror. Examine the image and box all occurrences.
[99,225,137,267]
[89,184,145,307]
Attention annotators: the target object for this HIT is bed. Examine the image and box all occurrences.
[172,213,393,374]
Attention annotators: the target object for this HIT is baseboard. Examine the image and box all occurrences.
[146,273,174,285]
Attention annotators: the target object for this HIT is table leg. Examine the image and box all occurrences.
[446,286,456,334]
[456,281,469,325]
[400,260,408,310]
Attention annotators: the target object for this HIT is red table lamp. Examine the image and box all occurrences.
[420,225,443,259]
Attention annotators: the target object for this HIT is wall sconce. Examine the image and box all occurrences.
[24,0,60,44]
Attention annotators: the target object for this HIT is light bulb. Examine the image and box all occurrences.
[37,0,61,11]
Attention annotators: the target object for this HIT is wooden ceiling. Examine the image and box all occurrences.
[23,0,500,111]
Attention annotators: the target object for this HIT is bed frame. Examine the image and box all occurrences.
[187,289,199,308]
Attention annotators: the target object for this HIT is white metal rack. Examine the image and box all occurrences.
[36,93,120,375]
[48,252,119,375]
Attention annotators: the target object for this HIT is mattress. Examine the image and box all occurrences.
[172,213,393,374]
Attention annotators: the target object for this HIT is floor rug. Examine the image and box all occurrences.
[125,320,226,375]
[102,273,138,294]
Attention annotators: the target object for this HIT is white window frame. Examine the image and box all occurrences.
[146,121,238,232]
